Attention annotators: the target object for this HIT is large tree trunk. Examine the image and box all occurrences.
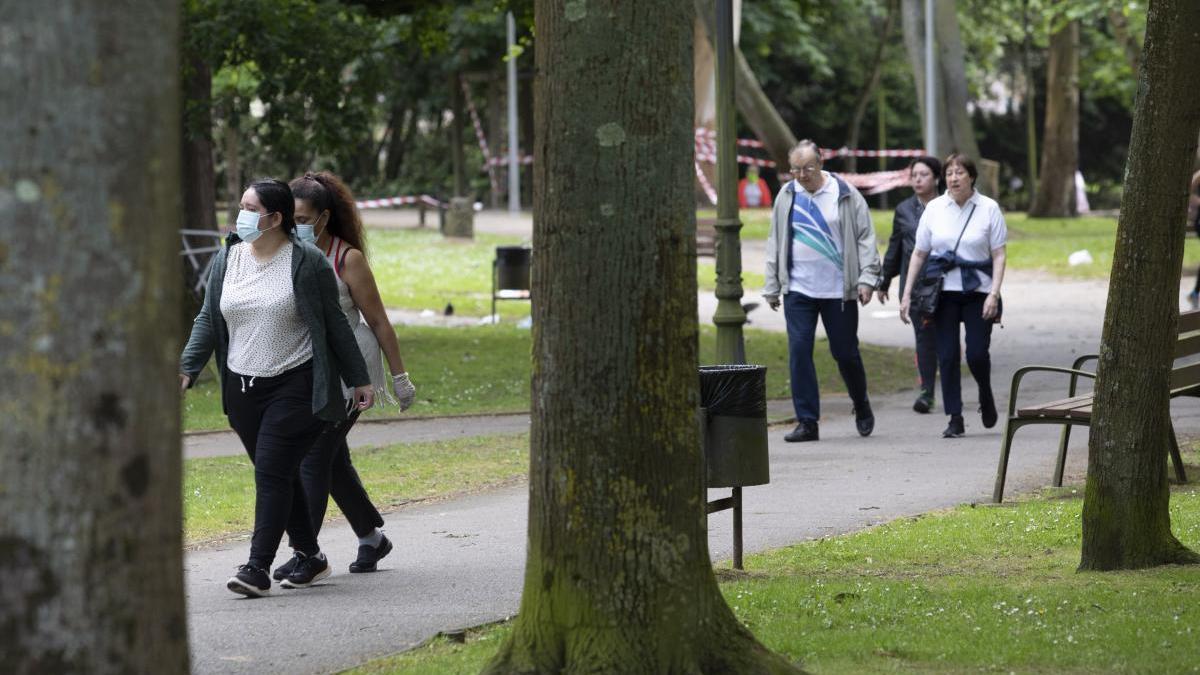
[483,2,799,672]
[695,0,796,172]
[900,0,980,160]
[1029,20,1080,218]
[0,2,189,673]
[846,0,899,173]
[1080,0,1200,572]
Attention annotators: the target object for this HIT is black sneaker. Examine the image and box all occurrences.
[227,564,271,598]
[272,551,302,581]
[280,552,330,589]
[912,390,934,414]
[349,534,394,573]
[980,389,998,429]
[854,403,875,437]
[784,421,819,442]
[942,414,966,438]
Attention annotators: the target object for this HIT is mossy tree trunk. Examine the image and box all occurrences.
[1028,20,1079,218]
[1080,0,1200,572]
[0,1,189,672]
[483,2,800,673]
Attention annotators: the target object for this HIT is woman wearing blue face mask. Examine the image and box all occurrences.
[269,171,415,578]
[179,178,375,597]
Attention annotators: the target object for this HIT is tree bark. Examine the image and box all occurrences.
[695,0,796,172]
[181,52,217,323]
[1029,20,1080,218]
[1080,0,1200,572]
[900,0,980,159]
[482,2,800,672]
[0,2,189,673]
[846,0,899,173]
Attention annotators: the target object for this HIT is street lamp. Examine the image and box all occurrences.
[712,0,746,364]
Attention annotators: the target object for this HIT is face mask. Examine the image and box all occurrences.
[235,209,277,243]
[296,212,326,244]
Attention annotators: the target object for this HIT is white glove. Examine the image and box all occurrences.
[392,372,416,412]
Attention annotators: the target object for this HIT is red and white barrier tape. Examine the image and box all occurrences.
[485,154,535,168]
[694,127,766,149]
[821,147,927,159]
[355,195,444,210]
[694,149,776,169]
[461,81,500,197]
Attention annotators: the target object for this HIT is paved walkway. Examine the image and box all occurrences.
[185,210,1200,674]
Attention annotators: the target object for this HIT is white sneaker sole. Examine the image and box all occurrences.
[227,576,270,598]
[280,565,331,589]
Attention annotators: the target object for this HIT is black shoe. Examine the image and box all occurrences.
[980,390,998,429]
[280,552,330,589]
[272,551,302,581]
[912,390,934,414]
[854,403,875,437]
[784,421,819,442]
[227,564,271,598]
[942,415,966,438]
[349,534,394,573]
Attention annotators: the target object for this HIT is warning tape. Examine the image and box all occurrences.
[355,195,445,210]
[461,81,500,197]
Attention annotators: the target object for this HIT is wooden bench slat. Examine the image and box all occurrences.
[1170,362,1200,393]
[1180,309,1200,334]
[1176,330,1200,358]
[1017,394,1094,418]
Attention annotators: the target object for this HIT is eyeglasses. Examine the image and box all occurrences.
[789,165,820,175]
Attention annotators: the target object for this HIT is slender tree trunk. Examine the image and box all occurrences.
[695,0,796,172]
[1022,0,1038,208]
[0,2,189,673]
[383,103,413,180]
[900,0,980,159]
[220,103,243,226]
[1080,0,1200,572]
[181,52,217,324]
[1029,20,1080,218]
[488,71,505,208]
[846,0,898,173]
[483,2,800,672]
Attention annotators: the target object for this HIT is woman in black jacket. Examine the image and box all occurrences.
[877,156,942,413]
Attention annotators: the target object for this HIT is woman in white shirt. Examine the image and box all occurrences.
[180,179,374,597]
[900,155,1007,438]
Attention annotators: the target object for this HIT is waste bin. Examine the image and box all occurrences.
[494,246,531,291]
[699,365,769,488]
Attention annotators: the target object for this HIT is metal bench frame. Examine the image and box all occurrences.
[992,312,1200,503]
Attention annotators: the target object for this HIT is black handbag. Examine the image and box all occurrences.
[909,203,976,320]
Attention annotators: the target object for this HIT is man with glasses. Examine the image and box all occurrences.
[764,140,881,442]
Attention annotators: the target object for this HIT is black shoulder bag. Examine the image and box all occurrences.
[908,203,976,320]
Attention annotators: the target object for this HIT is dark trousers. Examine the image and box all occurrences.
[783,292,870,422]
[224,362,325,570]
[295,408,385,540]
[913,314,938,395]
[933,291,994,417]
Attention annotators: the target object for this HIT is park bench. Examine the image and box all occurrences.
[991,309,1199,503]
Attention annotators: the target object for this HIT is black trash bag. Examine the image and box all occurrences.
[699,365,766,418]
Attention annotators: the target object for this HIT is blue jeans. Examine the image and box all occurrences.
[934,291,993,416]
[783,292,870,422]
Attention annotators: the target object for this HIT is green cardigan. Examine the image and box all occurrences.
[179,232,370,422]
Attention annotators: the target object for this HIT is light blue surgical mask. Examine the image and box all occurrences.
[296,211,326,244]
[235,209,277,243]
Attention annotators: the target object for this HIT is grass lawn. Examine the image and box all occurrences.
[182,325,916,432]
[348,450,1200,674]
[184,433,528,545]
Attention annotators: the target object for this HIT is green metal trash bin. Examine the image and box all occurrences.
[699,365,769,488]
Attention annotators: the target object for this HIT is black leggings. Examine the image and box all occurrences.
[296,407,384,539]
[224,362,325,570]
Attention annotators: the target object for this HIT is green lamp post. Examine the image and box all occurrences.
[712,0,746,364]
